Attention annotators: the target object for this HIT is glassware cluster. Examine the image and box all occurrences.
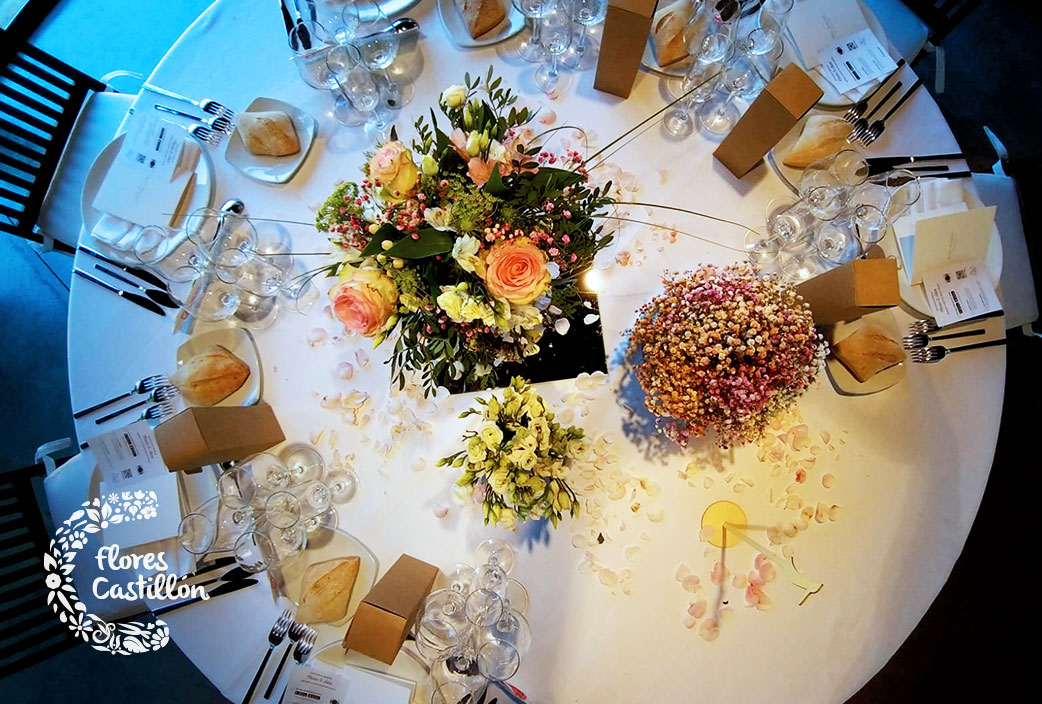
[747,154,923,283]
[287,0,409,141]
[416,540,532,702]
[663,0,792,139]
[515,0,608,95]
[177,443,360,574]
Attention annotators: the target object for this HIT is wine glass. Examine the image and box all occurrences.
[353,0,403,109]
[882,169,922,222]
[415,589,469,661]
[852,203,888,247]
[280,263,321,314]
[280,444,325,485]
[766,195,816,245]
[498,578,530,615]
[562,0,607,70]
[313,0,360,44]
[129,225,172,267]
[265,490,302,529]
[327,44,390,140]
[289,21,337,90]
[759,0,794,34]
[233,530,281,573]
[534,1,572,95]
[326,469,360,504]
[431,646,488,696]
[464,589,504,628]
[178,512,216,555]
[744,228,782,270]
[698,65,750,135]
[166,267,241,322]
[735,27,783,100]
[432,682,471,704]
[486,608,532,658]
[513,0,551,63]
[242,453,291,491]
[475,562,508,592]
[815,212,863,265]
[477,639,520,681]
[474,539,516,575]
[447,564,477,594]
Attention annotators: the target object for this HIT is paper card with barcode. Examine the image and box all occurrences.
[91,420,170,487]
[283,665,351,704]
[817,29,897,93]
[922,261,1002,327]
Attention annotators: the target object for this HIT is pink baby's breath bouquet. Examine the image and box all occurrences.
[630,264,827,448]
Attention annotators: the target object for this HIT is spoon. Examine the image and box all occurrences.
[94,263,180,309]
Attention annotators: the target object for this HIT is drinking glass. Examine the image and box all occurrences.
[736,27,783,100]
[280,444,325,484]
[178,512,216,555]
[849,181,891,215]
[167,269,241,322]
[234,290,281,330]
[815,213,863,265]
[244,453,292,491]
[326,469,360,504]
[431,646,488,696]
[432,682,471,704]
[534,2,572,95]
[778,247,825,284]
[289,21,337,90]
[852,203,888,246]
[698,66,750,135]
[759,0,794,34]
[265,490,303,529]
[234,530,281,573]
[562,0,607,70]
[475,562,508,592]
[766,195,817,245]
[477,639,520,681]
[353,0,402,109]
[513,0,551,62]
[805,184,845,221]
[313,0,360,44]
[744,228,781,269]
[447,564,477,594]
[465,589,504,628]
[415,589,469,661]
[485,609,532,658]
[474,539,516,575]
[129,225,172,266]
[327,44,390,140]
[662,49,726,138]
[882,169,923,222]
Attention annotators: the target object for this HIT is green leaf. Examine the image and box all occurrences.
[359,224,401,257]
[485,163,507,196]
[385,228,453,258]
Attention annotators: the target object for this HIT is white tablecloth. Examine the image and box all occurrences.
[66,1,1003,702]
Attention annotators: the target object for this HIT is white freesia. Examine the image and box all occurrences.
[451,234,482,273]
[440,84,467,109]
[424,206,454,231]
[421,154,439,177]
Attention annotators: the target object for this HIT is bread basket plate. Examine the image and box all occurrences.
[437,0,524,49]
[81,132,215,264]
[313,639,430,704]
[175,327,263,407]
[224,97,316,185]
[278,527,379,628]
[825,309,906,395]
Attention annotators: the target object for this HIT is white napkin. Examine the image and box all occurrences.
[91,213,141,250]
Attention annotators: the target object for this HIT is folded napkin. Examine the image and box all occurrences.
[91,213,140,250]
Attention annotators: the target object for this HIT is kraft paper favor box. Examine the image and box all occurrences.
[796,259,900,325]
[154,402,284,472]
[343,555,438,664]
[713,64,823,178]
[593,0,658,98]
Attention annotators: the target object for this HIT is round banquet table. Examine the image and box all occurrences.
[66,1,1005,702]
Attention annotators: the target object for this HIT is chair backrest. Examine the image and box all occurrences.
[0,463,78,677]
[901,0,981,45]
[0,29,104,252]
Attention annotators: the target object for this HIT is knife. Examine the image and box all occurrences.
[866,152,964,174]
[191,566,253,590]
[95,264,179,309]
[74,270,166,317]
[178,555,237,581]
[78,244,169,291]
[135,579,259,620]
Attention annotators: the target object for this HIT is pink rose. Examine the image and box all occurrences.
[329,268,398,337]
[367,141,418,197]
[481,238,550,305]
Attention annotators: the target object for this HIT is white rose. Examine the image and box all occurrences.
[481,423,505,448]
[440,84,467,109]
[424,206,454,231]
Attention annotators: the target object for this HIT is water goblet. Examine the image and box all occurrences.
[431,682,471,704]
[178,512,216,555]
[129,225,172,267]
[852,203,888,247]
[697,66,750,135]
[313,0,360,44]
[289,21,337,90]
[326,469,360,504]
[415,589,469,661]
[447,564,477,594]
[431,646,488,696]
[881,169,922,222]
[475,562,508,592]
[815,212,863,265]
[166,268,241,323]
[477,639,521,681]
[233,530,281,573]
[562,0,607,70]
[464,589,504,628]
[353,0,403,109]
[327,43,391,140]
[242,452,292,491]
[499,578,530,615]
[513,0,551,62]
[474,539,516,575]
[265,490,303,529]
[534,1,572,95]
[279,444,325,485]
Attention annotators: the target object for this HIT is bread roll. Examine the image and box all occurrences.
[651,6,690,67]
[783,115,852,168]
[832,324,905,382]
[171,344,250,406]
[454,0,506,39]
[237,111,300,157]
[297,557,361,624]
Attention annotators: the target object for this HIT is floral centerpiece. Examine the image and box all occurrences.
[629,264,827,448]
[316,69,614,393]
[438,377,586,529]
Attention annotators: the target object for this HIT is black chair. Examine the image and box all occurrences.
[1,29,105,253]
[902,0,981,46]
[0,462,79,678]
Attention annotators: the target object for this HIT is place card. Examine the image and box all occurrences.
[787,0,869,68]
[92,112,199,228]
[817,29,897,93]
[910,206,996,284]
[921,260,1002,327]
[283,665,351,704]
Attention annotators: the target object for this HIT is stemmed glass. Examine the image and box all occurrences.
[698,65,751,135]
[280,444,325,484]
[814,213,863,265]
[562,0,607,70]
[474,539,516,575]
[313,0,360,44]
[243,453,292,492]
[535,1,572,95]
[881,169,923,222]
[513,0,551,63]
[759,0,794,35]
[289,21,338,91]
[327,43,390,141]
[415,590,470,661]
[353,0,404,110]
[477,639,521,681]
[326,469,360,504]
[851,203,888,247]
[734,26,783,100]
[662,39,729,138]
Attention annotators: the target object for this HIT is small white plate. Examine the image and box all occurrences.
[825,309,906,395]
[437,0,525,48]
[175,327,263,407]
[81,132,215,264]
[278,527,379,628]
[224,97,316,184]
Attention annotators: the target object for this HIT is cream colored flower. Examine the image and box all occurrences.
[480,423,504,448]
[421,154,439,177]
[437,285,467,322]
[466,131,482,157]
[451,234,483,274]
[567,438,591,459]
[440,84,467,109]
[508,303,543,331]
[424,206,454,231]
[467,437,486,463]
[462,299,496,327]
[488,139,507,163]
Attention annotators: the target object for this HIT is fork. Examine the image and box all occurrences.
[94,385,179,424]
[188,124,223,147]
[847,80,902,144]
[844,58,905,123]
[902,327,987,350]
[154,103,234,134]
[242,609,293,704]
[908,309,1005,335]
[291,630,317,666]
[74,374,169,418]
[910,338,1007,363]
[859,78,923,147]
[262,622,314,699]
[144,83,235,121]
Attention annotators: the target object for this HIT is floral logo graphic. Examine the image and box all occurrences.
[45,491,170,655]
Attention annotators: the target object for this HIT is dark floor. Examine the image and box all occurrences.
[3,0,1040,701]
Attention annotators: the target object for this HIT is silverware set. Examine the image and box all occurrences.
[73,373,179,425]
[143,84,235,146]
[905,311,1006,363]
[122,559,258,621]
[843,58,905,123]
[848,78,923,147]
[262,620,318,700]
[242,610,293,704]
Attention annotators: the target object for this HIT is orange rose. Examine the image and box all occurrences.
[329,268,398,337]
[482,238,550,305]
